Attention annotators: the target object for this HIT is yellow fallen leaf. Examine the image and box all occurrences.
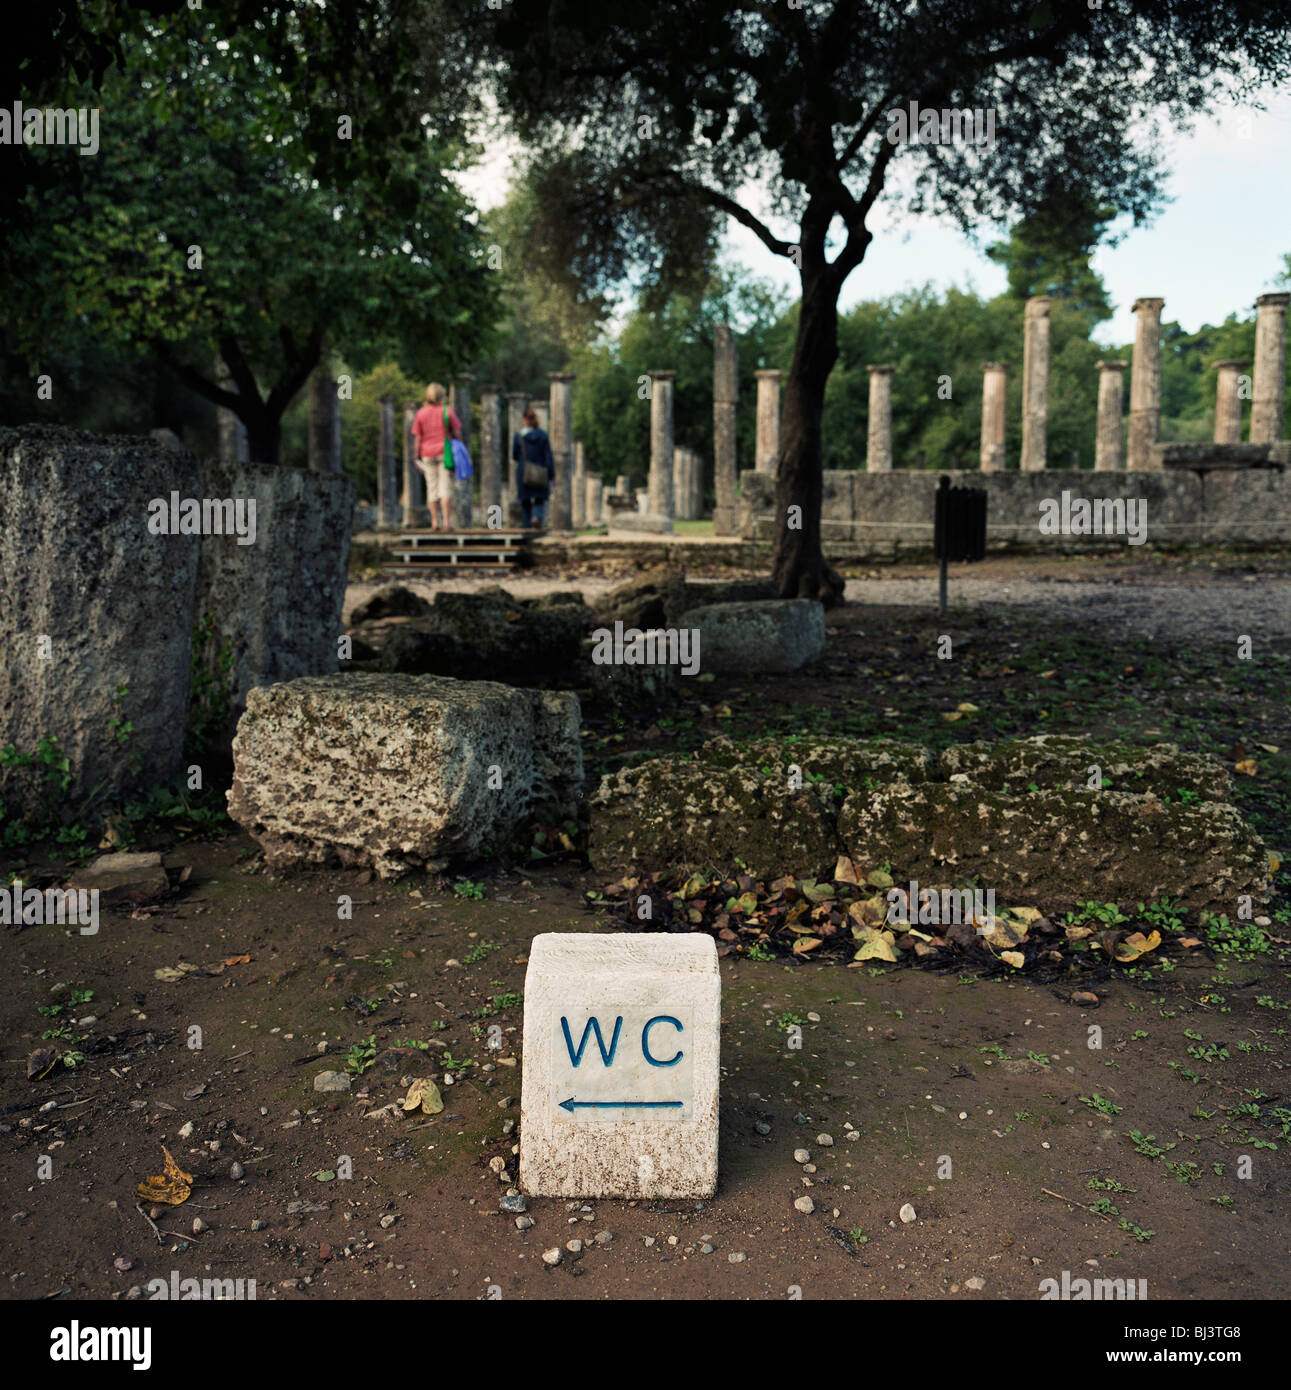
[135,1146,193,1206]
[1234,759,1258,776]
[852,927,897,963]
[402,1078,444,1115]
[1115,929,1162,963]
[833,855,861,885]
[1039,669,1056,679]
[222,954,251,966]
[1258,744,1279,755]
[848,895,889,929]
[1000,950,1026,969]
[957,701,979,713]
[791,937,822,955]
[942,711,963,722]
[1269,853,1281,875]
[1008,906,1044,923]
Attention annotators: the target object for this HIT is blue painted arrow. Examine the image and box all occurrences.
[558,1097,683,1113]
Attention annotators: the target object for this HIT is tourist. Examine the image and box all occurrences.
[513,408,554,529]
[411,383,462,532]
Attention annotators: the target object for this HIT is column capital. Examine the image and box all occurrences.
[647,370,676,381]
[450,372,474,383]
[1096,360,1129,372]
[866,363,895,374]
[378,393,393,404]
[1025,295,1052,316]
[1255,291,1291,308]
[477,382,501,393]
[505,389,528,401]
[981,360,1008,371]
[547,371,576,382]
[1210,359,1247,370]
[1132,297,1165,313]
[754,368,782,381]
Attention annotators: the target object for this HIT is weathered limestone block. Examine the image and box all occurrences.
[195,458,354,727]
[0,426,200,807]
[593,567,690,630]
[519,933,720,1199]
[227,674,582,877]
[699,734,933,789]
[939,735,1231,802]
[588,757,839,878]
[675,598,826,674]
[420,591,587,683]
[839,782,1267,915]
[348,585,432,625]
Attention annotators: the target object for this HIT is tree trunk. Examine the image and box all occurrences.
[771,267,845,606]
[230,391,281,466]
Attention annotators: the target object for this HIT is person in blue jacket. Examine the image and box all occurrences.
[512,409,555,529]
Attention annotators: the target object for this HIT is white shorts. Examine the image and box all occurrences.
[419,459,454,504]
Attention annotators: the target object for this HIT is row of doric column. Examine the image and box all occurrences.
[345,289,1291,527]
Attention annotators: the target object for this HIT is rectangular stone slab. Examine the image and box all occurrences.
[519,933,720,1199]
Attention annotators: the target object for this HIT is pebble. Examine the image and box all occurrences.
[502,1120,516,1136]
[229,1162,245,1181]
[488,1156,507,1175]
[700,1243,715,1255]
[515,1216,534,1230]
[499,1194,527,1213]
[113,1257,133,1272]
[191,1217,207,1234]
[380,1214,397,1229]
[177,1121,194,1138]
[803,1164,816,1174]
[899,1203,917,1224]
[251,1219,267,1232]
[754,1121,771,1135]
[793,1149,811,1163]
[793,1113,808,1125]
[816,1133,834,1147]
[313,1070,351,1093]
[541,1247,562,1266]
[794,1196,815,1214]
[728,1252,746,1263]
[593,1230,612,1245]
[566,1239,583,1254]
[966,1276,986,1291]
[845,1131,860,1142]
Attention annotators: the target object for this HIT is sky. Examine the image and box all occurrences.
[459,92,1291,349]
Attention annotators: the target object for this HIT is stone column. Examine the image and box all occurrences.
[531,400,550,433]
[1212,360,1246,445]
[400,400,425,528]
[215,356,249,464]
[754,369,782,475]
[713,324,739,534]
[377,395,398,526]
[1094,361,1128,472]
[690,448,704,518]
[865,364,894,472]
[979,362,1007,472]
[572,441,587,528]
[615,474,630,498]
[505,391,527,500]
[477,383,502,521]
[648,372,676,523]
[672,446,690,519]
[1251,292,1290,444]
[1127,297,1165,470]
[586,475,603,525]
[1020,295,1051,471]
[547,372,574,530]
[307,366,341,473]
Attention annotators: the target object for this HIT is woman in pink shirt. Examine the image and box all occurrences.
[411,382,463,531]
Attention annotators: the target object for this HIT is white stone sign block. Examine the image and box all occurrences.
[519,933,720,1199]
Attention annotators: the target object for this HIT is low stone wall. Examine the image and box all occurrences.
[737,459,1291,556]
[0,425,353,811]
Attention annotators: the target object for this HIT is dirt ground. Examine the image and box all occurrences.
[3,550,1289,1303]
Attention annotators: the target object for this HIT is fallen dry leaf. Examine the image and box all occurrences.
[135,1146,193,1206]
[1000,950,1026,969]
[791,936,823,955]
[1115,929,1162,963]
[1234,758,1258,777]
[222,955,252,966]
[402,1078,444,1116]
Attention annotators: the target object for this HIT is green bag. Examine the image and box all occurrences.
[442,407,454,469]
